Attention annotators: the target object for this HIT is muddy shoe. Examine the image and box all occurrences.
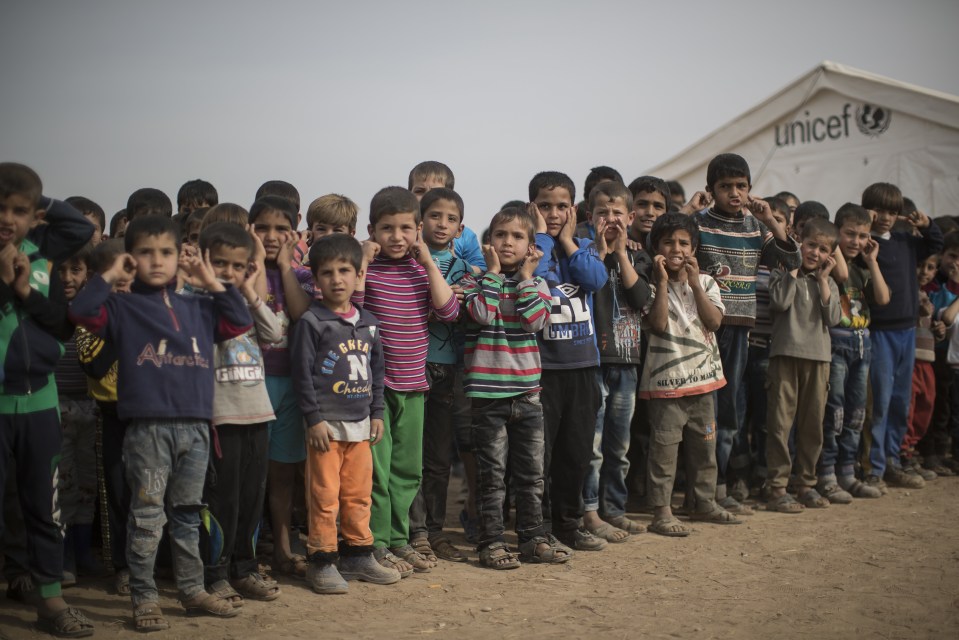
[884,466,925,489]
[306,562,348,594]
[864,475,889,496]
[339,553,401,585]
[555,528,607,551]
[905,458,936,481]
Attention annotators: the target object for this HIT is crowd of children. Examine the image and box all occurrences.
[1,154,956,637]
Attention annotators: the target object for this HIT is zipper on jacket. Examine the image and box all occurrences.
[163,289,181,332]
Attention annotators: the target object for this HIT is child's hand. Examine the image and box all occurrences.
[818,254,837,281]
[902,209,931,229]
[625,238,642,252]
[680,191,712,214]
[653,254,668,284]
[862,237,880,264]
[528,202,547,235]
[248,224,267,265]
[409,229,432,267]
[361,239,381,267]
[307,421,333,452]
[180,249,225,292]
[370,419,384,445]
[517,247,543,281]
[919,293,934,317]
[593,217,609,257]
[105,253,137,285]
[11,252,32,298]
[451,283,465,305]
[745,195,776,228]
[482,243,501,275]
[684,255,701,287]
[0,244,17,285]
[932,320,947,341]
[239,260,260,300]
[275,232,298,271]
[559,208,576,244]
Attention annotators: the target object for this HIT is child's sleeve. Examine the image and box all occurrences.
[702,275,726,314]
[760,224,800,271]
[533,233,554,279]
[369,322,385,422]
[75,327,116,381]
[210,285,254,343]
[290,311,324,426]
[454,229,486,271]
[565,240,609,292]
[464,273,502,326]
[68,275,115,339]
[822,278,842,327]
[916,221,944,260]
[623,252,652,311]
[516,276,552,333]
[29,197,95,261]
[4,267,73,342]
[250,301,283,345]
[768,269,796,312]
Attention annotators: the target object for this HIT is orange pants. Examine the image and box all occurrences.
[306,440,374,553]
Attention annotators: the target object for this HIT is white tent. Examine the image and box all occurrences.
[648,61,959,216]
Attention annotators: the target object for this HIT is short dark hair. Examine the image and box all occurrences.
[793,201,829,228]
[666,180,685,201]
[501,200,527,210]
[62,242,95,269]
[628,176,670,205]
[935,217,959,237]
[109,210,127,237]
[588,181,633,211]
[528,171,576,203]
[202,203,249,229]
[306,194,359,230]
[835,203,872,229]
[89,239,126,274]
[65,196,106,232]
[249,195,298,228]
[764,196,790,218]
[199,221,255,257]
[369,187,420,226]
[126,188,173,219]
[942,230,959,253]
[255,180,300,211]
[648,212,700,253]
[706,153,751,190]
[408,161,454,190]
[177,179,218,208]
[775,190,799,203]
[124,214,179,252]
[902,197,917,217]
[801,217,838,248]
[862,182,903,215]
[489,207,535,243]
[308,233,363,274]
[0,162,42,207]
[420,188,464,222]
[583,166,623,201]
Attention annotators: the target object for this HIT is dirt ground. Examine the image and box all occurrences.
[2,477,958,640]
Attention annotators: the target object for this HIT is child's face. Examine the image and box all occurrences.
[490,218,532,271]
[411,174,448,201]
[57,258,88,301]
[590,194,633,243]
[421,198,464,251]
[708,176,750,215]
[837,222,871,259]
[0,193,42,249]
[655,229,694,276]
[310,221,352,242]
[369,212,419,259]
[184,220,202,247]
[209,245,253,288]
[313,258,360,310]
[799,234,834,271]
[252,210,294,262]
[533,187,574,238]
[871,208,897,235]
[83,213,103,246]
[939,247,959,278]
[631,190,667,236]
[130,232,179,287]
[918,255,939,287]
[771,209,791,238]
[782,195,799,220]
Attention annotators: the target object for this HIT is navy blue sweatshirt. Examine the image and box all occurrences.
[290,301,385,427]
[69,276,252,421]
[871,223,943,331]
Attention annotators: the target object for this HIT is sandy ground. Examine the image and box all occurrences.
[2,477,958,640]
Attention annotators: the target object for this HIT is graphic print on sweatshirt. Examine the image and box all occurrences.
[214,333,264,384]
[543,283,594,344]
[321,327,378,401]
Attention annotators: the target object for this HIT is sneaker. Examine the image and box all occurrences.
[817,481,853,505]
[884,466,925,489]
[728,479,749,504]
[338,553,401,585]
[864,475,889,495]
[922,455,955,476]
[555,527,607,551]
[905,458,937,481]
[305,562,348,595]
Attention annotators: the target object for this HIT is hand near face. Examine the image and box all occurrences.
[528,202,547,235]
[482,243,501,275]
[681,191,712,215]
[653,254,668,284]
[517,247,543,281]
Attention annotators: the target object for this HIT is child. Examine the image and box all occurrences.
[790,200,828,242]
[864,183,942,492]
[626,175,669,245]
[459,206,563,567]
[306,194,358,243]
[65,196,105,246]
[693,153,799,515]
[582,181,650,540]
[291,233,401,593]
[177,179,218,217]
[125,187,173,221]
[196,221,283,605]
[765,218,842,512]
[359,186,459,575]
[816,204,890,502]
[249,195,314,578]
[641,213,737,536]
[408,188,473,564]
[70,215,251,630]
[255,180,308,267]
[0,162,95,637]
[575,166,623,240]
[529,171,609,552]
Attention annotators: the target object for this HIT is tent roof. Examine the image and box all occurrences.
[647,61,959,180]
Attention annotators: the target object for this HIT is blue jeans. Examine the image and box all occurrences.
[124,418,209,606]
[583,365,637,518]
[740,341,770,482]
[869,328,915,477]
[714,325,749,486]
[819,332,871,478]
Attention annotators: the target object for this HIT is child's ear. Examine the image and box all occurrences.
[455,223,464,239]
[367,223,375,237]
[349,227,356,237]
[705,185,713,195]
[31,208,47,228]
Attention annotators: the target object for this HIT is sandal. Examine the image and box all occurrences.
[373,548,414,578]
[132,603,169,634]
[231,573,281,601]
[518,535,572,564]
[766,492,805,513]
[586,521,630,543]
[181,591,240,617]
[798,488,830,509]
[688,508,742,525]
[115,568,131,596]
[209,579,244,607]
[605,515,645,534]
[37,606,95,638]
[391,544,435,572]
[479,542,521,570]
[648,516,691,537]
[410,536,438,563]
[717,495,755,516]
[273,554,308,578]
[430,535,466,562]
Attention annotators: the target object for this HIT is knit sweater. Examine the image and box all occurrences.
[461,272,551,398]
[693,208,800,327]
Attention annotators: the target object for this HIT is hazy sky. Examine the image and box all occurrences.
[3,0,958,233]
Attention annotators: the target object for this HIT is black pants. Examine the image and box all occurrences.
[2,454,30,581]
[540,367,601,534]
[200,423,269,583]
[97,400,130,571]
[919,356,955,458]
[0,408,64,589]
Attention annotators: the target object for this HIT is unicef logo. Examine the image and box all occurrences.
[855,104,891,137]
